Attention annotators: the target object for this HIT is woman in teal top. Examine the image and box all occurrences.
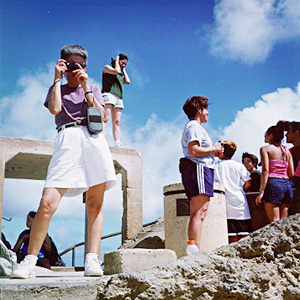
[102,54,130,147]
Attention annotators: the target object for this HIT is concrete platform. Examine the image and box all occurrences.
[0,248,178,299]
[0,269,110,300]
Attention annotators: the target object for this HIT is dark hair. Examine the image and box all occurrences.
[223,140,237,159]
[111,53,128,67]
[183,96,209,120]
[276,120,290,131]
[28,211,36,219]
[242,152,258,168]
[61,44,88,61]
[266,123,285,143]
[289,121,300,133]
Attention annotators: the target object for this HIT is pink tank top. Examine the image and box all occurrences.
[269,144,289,179]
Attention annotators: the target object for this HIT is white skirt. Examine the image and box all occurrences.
[44,125,116,197]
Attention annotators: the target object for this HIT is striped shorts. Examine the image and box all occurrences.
[181,161,214,199]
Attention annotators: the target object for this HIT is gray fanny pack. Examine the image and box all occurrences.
[87,107,103,134]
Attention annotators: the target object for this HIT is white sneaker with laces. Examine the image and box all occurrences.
[84,255,103,277]
[12,256,36,279]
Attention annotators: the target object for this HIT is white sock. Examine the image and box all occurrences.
[86,253,98,260]
[25,255,38,264]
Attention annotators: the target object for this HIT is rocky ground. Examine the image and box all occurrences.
[1,214,299,299]
[98,213,300,300]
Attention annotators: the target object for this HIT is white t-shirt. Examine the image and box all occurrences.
[181,120,214,168]
[214,159,251,220]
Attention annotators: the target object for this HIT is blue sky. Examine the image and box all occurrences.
[1,0,300,265]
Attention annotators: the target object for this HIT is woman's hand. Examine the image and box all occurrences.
[55,59,67,80]
[255,191,264,206]
[212,142,223,155]
[73,63,88,88]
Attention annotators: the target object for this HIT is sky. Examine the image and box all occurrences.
[1,0,300,266]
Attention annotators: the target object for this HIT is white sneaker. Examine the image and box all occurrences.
[12,257,36,279]
[114,141,123,148]
[84,256,103,277]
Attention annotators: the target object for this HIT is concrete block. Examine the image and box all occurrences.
[104,249,177,275]
[164,182,228,258]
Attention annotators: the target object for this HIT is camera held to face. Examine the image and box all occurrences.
[65,62,80,72]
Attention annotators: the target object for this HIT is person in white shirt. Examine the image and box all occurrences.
[180,96,222,251]
[214,140,252,243]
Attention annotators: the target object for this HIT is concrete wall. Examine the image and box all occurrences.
[163,182,228,258]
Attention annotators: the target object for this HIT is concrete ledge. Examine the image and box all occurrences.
[104,249,177,275]
[51,266,75,272]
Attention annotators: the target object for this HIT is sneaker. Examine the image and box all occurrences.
[84,256,103,277]
[12,257,36,279]
[114,141,123,148]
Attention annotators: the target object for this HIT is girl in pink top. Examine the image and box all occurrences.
[256,124,294,223]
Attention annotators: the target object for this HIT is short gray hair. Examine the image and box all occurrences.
[60,44,88,61]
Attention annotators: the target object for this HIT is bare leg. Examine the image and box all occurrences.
[111,108,122,143]
[28,187,66,256]
[188,194,210,250]
[264,202,280,223]
[85,183,106,254]
[279,203,290,219]
[229,234,247,243]
[103,104,113,134]
[229,235,240,243]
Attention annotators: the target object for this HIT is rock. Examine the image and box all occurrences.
[99,213,300,300]
[0,240,17,276]
[120,217,165,249]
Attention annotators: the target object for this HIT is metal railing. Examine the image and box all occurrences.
[59,221,157,267]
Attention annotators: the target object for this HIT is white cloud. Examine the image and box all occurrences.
[220,82,300,161]
[124,113,184,220]
[209,0,300,64]
[0,64,56,140]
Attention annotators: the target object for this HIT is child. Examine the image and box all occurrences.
[214,141,252,243]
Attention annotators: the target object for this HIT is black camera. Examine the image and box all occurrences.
[65,62,79,72]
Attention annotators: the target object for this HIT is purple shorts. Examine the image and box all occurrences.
[181,159,214,199]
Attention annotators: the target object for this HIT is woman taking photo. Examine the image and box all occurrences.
[255,123,294,223]
[180,96,222,253]
[102,54,130,147]
[12,44,116,279]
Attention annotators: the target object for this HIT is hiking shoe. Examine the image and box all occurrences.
[12,257,36,279]
[84,256,103,277]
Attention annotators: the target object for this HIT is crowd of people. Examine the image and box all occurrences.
[2,43,299,277]
[180,96,300,253]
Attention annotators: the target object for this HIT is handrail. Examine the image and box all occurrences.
[59,220,158,267]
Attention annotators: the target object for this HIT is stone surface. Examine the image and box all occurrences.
[0,271,109,300]
[104,249,177,275]
[119,217,165,249]
[98,213,300,300]
[1,214,300,299]
[0,239,16,276]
